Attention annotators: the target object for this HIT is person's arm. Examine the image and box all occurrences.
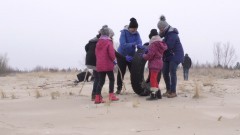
[143,44,155,60]
[85,42,89,52]
[108,41,116,62]
[119,31,135,51]
[165,33,179,50]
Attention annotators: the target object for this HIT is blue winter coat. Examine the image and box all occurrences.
[117,29,142,57]
[163,27,184,64]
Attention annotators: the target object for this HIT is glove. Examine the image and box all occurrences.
[125,55,133,62]
[113,60,117,65]
[137,44,145,50]
[131,42,137,48]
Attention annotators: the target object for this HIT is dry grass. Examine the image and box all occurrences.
[132,100,140,108]
[192,81,201,99]
[11,93,16,99]
[50,91,60,100]
[0,90,7,99]
[35,90,42,98]
[202,76,214,87]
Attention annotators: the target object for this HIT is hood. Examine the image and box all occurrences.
[168,26,179,34]
[120,25,139,35]
[149,35,162,44]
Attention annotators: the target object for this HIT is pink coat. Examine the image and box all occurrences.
[143,35,168,72]
[95,36,116,72]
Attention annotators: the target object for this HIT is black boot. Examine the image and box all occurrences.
[146,93,157,100]
[156,90,162,99]
[116,89,121,94]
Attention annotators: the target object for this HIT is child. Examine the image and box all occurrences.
[95,25,119,104]
[141,29,167,100]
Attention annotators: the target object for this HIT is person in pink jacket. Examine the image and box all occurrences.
[95,25,119,104]
[141,29,168,100]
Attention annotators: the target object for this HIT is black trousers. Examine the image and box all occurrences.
[96,71,115,95]
[116,56,132,91]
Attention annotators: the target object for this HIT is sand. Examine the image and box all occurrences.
[0,71,240,135]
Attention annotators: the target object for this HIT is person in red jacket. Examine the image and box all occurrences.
[141,29,167,100]
[95,25,119,104]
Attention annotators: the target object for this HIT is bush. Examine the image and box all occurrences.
[0,54,10,76]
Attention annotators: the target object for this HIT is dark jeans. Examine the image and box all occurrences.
[183,68,189,81]
[116,57,131,91]
[162,61,179,93]
[92,70,99,95]
[96,71,115,95]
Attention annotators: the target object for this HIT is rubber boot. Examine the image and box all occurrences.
[109,93,119,101]
[146,92,157,100]
[94,95,105,104]
[156,89,162,99]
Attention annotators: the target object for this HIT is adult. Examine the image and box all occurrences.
[85,32,101,101]
[182,53,192,81]
[157,15,184,98]
[116,17,144,94]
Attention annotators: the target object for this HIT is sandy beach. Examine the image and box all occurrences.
[0,70,240,135]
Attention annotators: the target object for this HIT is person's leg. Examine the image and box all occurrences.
[157,70,161,84]
[95,72,106,103]
[168,61,179,98]
[107,71,115,93]
[183,68,187,80]
[162,62,171,96]
[186,68,189,80]
[116,57,127,93]
[107,71,119,101]
[147,71,159,100]
[91,70,99,100]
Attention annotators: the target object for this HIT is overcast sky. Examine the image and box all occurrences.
[0,0,240,70]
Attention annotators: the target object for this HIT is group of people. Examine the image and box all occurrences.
[85,15,185,104]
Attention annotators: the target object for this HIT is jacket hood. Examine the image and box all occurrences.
[120,25,139,35]
[149,35,162,44]
[168,26,179,34]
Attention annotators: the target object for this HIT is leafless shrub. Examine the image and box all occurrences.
[213,42,237,68]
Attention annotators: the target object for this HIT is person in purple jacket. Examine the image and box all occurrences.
[141,29,167,100]
[157,15,184,98]
[116,17,144,94]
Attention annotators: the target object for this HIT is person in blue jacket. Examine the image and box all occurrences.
[157,15,184,98]
[116,17,144,94]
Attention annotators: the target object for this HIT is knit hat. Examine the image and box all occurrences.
[109,28,114,38]
[99,25,110,36]
[149,29,158,39]
[157,15,169,30]
[129,17,138,28]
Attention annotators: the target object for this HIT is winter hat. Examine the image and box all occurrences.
[99,25,110,36]
[129,17,138,28]
[157,15,169,30]
[149,29,158,39]
[109,28,114,38]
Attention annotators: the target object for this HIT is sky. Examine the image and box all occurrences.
[0,0,240,70]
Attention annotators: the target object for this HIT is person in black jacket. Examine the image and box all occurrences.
[85,33,101,100]
[182,53,192,81]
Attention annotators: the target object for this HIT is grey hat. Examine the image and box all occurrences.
[100,25,110,36]
[157,15,169,30]
[109,28,114,38]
